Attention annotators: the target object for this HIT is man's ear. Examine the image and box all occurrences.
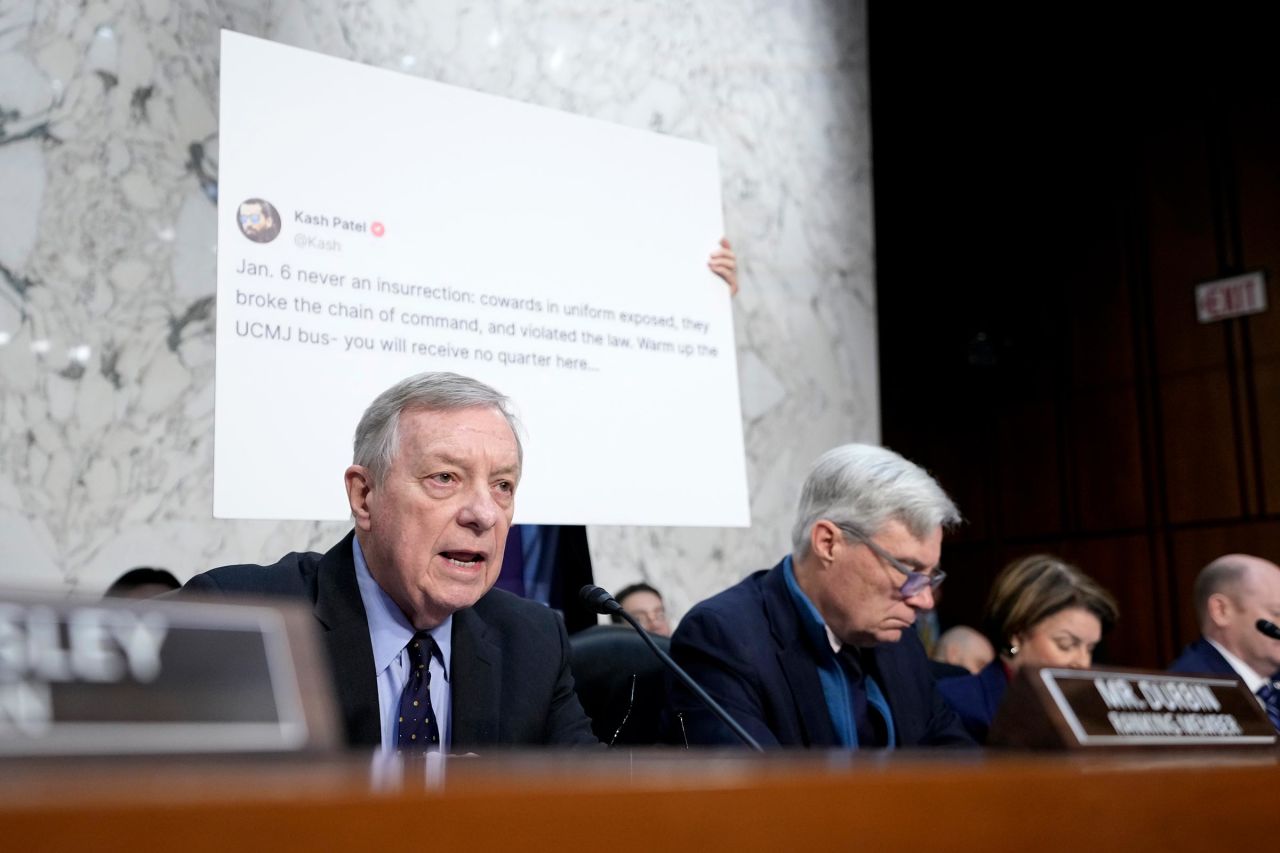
[345,465,374,531]
[1206,592,1234,629]
[809,520,840,566]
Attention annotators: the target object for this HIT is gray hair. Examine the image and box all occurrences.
[790,443,961,558]
[353,372,522,485]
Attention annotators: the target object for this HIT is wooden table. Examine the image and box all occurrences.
[2,748,1275,852]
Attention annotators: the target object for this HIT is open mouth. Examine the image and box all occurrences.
[440,551,486,569]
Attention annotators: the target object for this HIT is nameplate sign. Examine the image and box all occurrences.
[989,667,1276,749]
[0,594,340,756]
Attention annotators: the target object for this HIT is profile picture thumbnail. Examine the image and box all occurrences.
[236,198,282,243]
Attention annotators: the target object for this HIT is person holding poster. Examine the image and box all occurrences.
[184,372,599,750]
[497,239,740,633]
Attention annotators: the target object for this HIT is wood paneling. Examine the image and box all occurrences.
[871,5,1280,677]
[996,398,1064,538]
[5,752,1280,853]
[1232,106,1280,361]
[1255,360,1280,516]
[1143,124,1227,377]
[1069,386,1147,532]
[1057,535,1162,668]
[1066,225,1135,388]
[1158,371,1245,522]
[1170,522,1280,655]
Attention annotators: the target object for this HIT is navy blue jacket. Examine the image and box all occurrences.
[667,559,974,748]
[1169,636,1238,676]
[936,659,1008,743]
[182,531,598,750]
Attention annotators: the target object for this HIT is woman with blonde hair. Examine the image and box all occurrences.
[937,554,1118,742]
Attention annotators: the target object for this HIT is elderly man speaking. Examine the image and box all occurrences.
[668,444,973,748]
[184,372,597,750]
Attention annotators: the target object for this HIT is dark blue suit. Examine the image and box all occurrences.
[1170,637,1280,732]
[936,659,1008,743]
[1169,636,1237,676]
[182,531,598,749]
[667,559,974,748]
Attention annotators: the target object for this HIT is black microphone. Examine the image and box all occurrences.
[580,584,623,617]
[578,585,764,752]
[1257,619,1280,641]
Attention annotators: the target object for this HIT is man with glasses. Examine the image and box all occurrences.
[667,443,974,747]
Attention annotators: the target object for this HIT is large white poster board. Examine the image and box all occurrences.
[214,31,749,526]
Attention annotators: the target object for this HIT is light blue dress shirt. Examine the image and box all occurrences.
[782,554,896,749]
[353,537,452,751]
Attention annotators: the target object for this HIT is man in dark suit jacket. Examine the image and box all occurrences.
[1169,554,1280,732]
[183,372,597,750]
[668,444,974,748]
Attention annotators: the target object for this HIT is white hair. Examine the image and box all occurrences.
[790,443,961,557]
[352,372,521,485]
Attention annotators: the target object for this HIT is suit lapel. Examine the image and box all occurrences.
[870,630,931,746]
[762,564,839,747]
[313,532,381,747]
[868,645,902,743]
[449,604,502,748]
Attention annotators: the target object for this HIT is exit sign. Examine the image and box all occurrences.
[1195,271,1268,323]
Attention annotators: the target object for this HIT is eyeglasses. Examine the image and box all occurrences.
[831,522,946,598]
[239,213,262,224]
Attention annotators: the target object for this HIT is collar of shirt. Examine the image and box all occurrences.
[823,625,842,655]
[782,554,838,658]
[1207,638,1269,693]
[782,554,857,746]
[352,536,452,681]
[781,557,852,657]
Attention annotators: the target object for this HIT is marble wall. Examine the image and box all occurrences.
[0,0,876,622]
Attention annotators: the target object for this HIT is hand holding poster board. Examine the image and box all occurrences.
[214,32,749,526]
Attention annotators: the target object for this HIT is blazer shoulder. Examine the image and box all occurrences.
[470,587,564,638]
[675,570,773,642]
[682,568,773,623]
[1168,637,1230,674]
[183,550,324,598]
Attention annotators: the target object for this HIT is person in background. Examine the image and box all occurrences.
[937,554,1118,742]
[493,524,597,633]
[610,582,672,637]
[1169,554,1280,732]
[668,443,973,749]
[104,567,182,599]
[932,625,995,676]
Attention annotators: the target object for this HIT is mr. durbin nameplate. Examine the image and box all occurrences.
[989,666,1276,749]
[0,594,340,755]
